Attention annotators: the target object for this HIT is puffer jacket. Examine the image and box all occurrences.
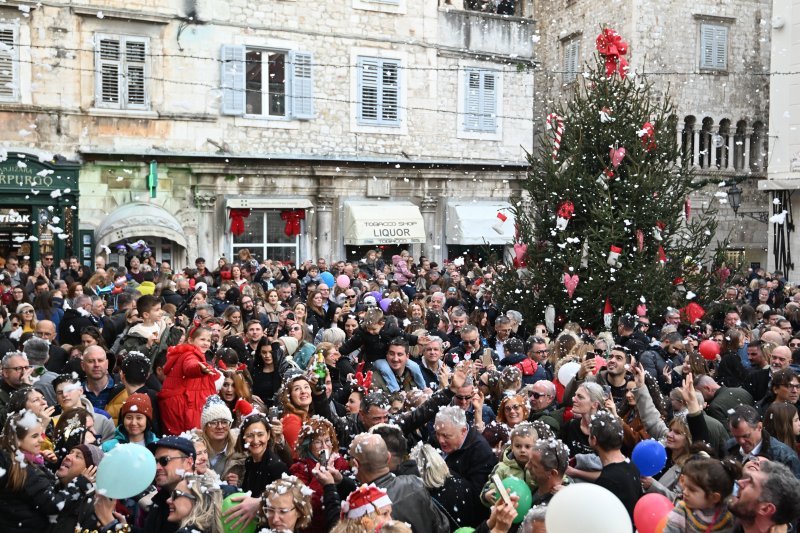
[101,426,159,452]
[481,445,536,506]
[157,343,221,435]
[0,451,92,530]
[391,255,414,286]
[372,472,450,533]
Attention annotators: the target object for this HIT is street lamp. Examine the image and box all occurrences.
[727,183,742,215]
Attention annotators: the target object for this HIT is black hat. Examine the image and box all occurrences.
[152,435,196,460]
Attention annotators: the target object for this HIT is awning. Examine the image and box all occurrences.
[95,202,188,252]
[226,198,313,209]
[446,201,515,245]
[344,201,425,245]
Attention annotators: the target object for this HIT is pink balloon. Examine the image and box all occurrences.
[633,493,674,533]
[336,275,350,289]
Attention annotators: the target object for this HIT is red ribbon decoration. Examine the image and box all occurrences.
[557,200,575,220]
[641,122,657,151]
[596,28,629,78]
[229,209,250,236]
[280,209,305,237]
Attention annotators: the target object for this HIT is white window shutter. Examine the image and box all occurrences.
[464,70,481,131]
[124,39,147,108]
[220,44,246,116]
[358,57,380,122]
[96,37,122,106]
[700,25,715,68]
[380,60,399,123]
[289,51,314,120]
[714,26,728,69]
[481,71,497,132]
[563,39,579,83]
[0,27,17,101]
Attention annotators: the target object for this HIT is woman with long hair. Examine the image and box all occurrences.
[715,328,748,388]
[230,263,249,289]
[15,303,37,335]
[280,374,315,455]
[0,410,94,529]
[289,417,350,533]
[764,401,800,453]
[7,285,30,314]
[250,339,285,409]
[167,474,224,533]
[219,369,264,426]
[306,289,328,337]
[237,414,289,497]
[33,290,63,331]
[8,387,56,455]
[158,325,222,435]
[222,305,244,337]
[263,289,283,323]
[65,282,84,310]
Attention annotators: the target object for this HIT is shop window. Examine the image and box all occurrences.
[94,34,149,110]
[699,23,728,71]
[356,56,401,126]
[0,25,19,102]
[562,37,580,84]
[463,69,499,133]
[232,210,300,263]
[220,45,314,119]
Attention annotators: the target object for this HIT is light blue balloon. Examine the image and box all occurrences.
[96,443,156,499]
[320,271,335,287]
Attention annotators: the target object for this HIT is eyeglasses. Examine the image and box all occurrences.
[290,326,302,332]
[156,455,188,467]
[170,489,197,502]
[783,383,800,390]
[265,505,296,516]
[463,338,480,346]
[3,365,31,373]
[208,419,231,427]
[346,294,357,298]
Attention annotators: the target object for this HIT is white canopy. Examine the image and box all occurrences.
[446,201,515,244]
[95,202,187,252]
[343,201,425,245]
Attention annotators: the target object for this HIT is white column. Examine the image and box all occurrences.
[692,127,701,168]
[420,196,439,262]
[744,128,753,171]
[194,192,217,265]
[726,134,735,170]
[315,196,334,264]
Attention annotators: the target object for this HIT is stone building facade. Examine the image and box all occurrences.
[0,0,535,267]
[533,0,772,270]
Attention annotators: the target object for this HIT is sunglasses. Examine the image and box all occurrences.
[170,489,197,502]
[454,394,473,401]
[529,392,549,399]
[156,455,188,467]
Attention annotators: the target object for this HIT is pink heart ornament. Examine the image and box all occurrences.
[609,146,626,168]
[563,273,579,298]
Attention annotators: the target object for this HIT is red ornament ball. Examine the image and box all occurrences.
[699,340,720,361]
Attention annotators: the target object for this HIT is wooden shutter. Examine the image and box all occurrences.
[701,24,727,70]
[713,26,728,70]
[380,60,399,124]
[481,71,497,132]
[125,39,147,108]
[97,37,121,105]
[358,57,380,122]
[290,51,314,120]
[220,44,246,116]
[562,39,579,83]
[464,70,482,130]
[0,27,16,101]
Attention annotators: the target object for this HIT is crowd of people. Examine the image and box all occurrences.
[1,249,800,532]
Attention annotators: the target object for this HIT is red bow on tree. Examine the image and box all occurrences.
[596,28,629,78]
[640,122,657,151]
[281,209,305,237]
[229,209,251,236]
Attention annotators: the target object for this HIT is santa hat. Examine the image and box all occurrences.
[341,484,392,519]
[200,395,233,427]
[234,398,254,418]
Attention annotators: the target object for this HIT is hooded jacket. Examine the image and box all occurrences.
[157,343,221,435]
[481,445,536,506]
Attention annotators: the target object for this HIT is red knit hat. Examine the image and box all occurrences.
[121,393,153,422]
[341,484,392,519]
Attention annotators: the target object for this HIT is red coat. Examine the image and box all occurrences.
[158,343,220,435]
[289,456,350,533]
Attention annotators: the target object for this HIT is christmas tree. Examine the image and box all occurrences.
[497,28,729,332]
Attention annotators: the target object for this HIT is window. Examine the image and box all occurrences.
[356,57,400,126]
[220,45,313,119]
[699,23,728,70]
[0,25,19,102]
[562,37,580,84]
[94,34,149,110]
[231,210,300,263]
[463,69,498,133]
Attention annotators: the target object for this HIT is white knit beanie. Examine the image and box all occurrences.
[201,395,233,428]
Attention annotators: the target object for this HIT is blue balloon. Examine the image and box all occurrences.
[320,271,335,287]
[380,298,392,312]
[370,291,382,302]
[96,443,156,499]
[632,439,667,477]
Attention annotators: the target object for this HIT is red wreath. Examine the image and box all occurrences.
[229,209,251,236]
[596,28,629,78]
[281,209,305,237]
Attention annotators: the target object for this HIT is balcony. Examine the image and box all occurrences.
[437,6,536,59]
[678,115,768,177]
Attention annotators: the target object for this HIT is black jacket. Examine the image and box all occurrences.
[0,453,91,530]
[372,472,450,533]
[241,450,290,497]
[442,427,497,524]
[0,333,16,358]
[58,308,96,347]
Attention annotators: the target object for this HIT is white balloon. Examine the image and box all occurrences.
[545,483,631,533]
[557,361,581,386]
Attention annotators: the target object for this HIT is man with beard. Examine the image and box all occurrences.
[565,345,632,411]
[240,294,268,328]
[729,460,800,532]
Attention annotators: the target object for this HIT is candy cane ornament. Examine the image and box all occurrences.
[546,113,565,162]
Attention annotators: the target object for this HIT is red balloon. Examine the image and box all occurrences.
[698,339,721,361]
[634,493,674,533]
